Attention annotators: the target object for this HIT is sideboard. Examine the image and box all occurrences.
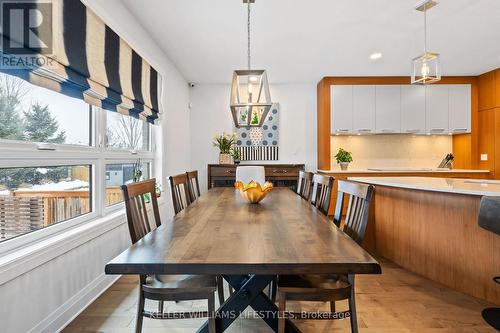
[207,164,305,190]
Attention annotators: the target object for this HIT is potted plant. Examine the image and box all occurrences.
[231,147,241,165]
[213,132,237,164]
[334,148,353,171]
[155,183,162,198]
[132,159,143,182]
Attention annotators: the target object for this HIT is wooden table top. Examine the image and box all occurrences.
[105,188,381,275]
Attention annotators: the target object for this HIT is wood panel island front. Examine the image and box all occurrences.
[349,176,500,305]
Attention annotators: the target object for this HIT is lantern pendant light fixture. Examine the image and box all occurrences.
[411,0,441,85]
[230,0,272,128]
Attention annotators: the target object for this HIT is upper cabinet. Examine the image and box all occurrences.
[426,85,449,134]
[352,85,376,134]
[330,83,471,135]
[449,85,471,133]
[376,85,401,133]
[401,85,426,134]
[330,85,353,134]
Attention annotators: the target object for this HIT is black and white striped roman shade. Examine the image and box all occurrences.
[0,0,162,124]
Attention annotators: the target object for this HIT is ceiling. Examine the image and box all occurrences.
[122,0,500,84]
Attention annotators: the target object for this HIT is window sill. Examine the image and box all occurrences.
[0,199,166,286]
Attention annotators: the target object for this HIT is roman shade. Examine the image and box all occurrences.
[0,0,162,124]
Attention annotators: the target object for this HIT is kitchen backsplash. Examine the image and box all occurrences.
[330,135,452,170]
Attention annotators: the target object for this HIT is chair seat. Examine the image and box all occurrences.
[142,275,217,300]
[278,274,352,301]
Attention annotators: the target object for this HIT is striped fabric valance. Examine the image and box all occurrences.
[0,0,162,124]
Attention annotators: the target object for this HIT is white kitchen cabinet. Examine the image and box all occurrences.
[352,85,376,134]
[401,85,426,134]
[426,85,449,134]
[375,85,401,133]
[330,85,353,134]
[449,84,471,133]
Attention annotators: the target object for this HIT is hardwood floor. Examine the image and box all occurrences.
[64,259,496,333]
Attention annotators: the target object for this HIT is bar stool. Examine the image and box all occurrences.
[478,196,500,331]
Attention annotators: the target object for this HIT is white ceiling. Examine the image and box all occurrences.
[122,0,500,84]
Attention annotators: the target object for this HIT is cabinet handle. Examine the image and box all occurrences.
[357,129,372,133]
[405,129,420,133]
[452,128,468,133]
[380,129,395,133]
[225,170,235,174]
[336,129,349,132]
[272,169,288,173]
[430,128,445,133]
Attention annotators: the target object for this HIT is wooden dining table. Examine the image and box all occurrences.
[105,187,381,333]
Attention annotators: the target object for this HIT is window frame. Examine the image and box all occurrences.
[0,101,156,254]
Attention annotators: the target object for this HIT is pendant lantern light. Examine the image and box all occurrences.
[230,0,272,128]
[411,0,441,85]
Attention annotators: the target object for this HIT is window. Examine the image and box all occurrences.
[0,74,91,146]
[0,71,156,245]
[106,111,150,151]
[105,162,151,206]
[0,165,91,242]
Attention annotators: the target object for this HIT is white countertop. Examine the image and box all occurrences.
[318,168,490,174]
[348,176,500,196]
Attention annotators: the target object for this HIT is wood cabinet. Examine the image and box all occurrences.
[375,85,401,133]
[449,84,472,133]
[330,85,353,134]
[352,85,376,134]
[426,85,449,134]
[401,85,426,134]
[478,71,496,111]
[207,164,304,190]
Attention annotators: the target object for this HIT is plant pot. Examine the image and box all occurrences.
[339,162,349,171]
[234,159,241,165]
[219,153,232,164]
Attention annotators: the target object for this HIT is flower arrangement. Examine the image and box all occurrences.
[213,132,237,154]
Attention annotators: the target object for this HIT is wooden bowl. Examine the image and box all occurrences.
[234,181,273,204]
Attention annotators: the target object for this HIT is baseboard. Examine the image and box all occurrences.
[28,273,121,333]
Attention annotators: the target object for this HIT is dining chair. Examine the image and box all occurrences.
[121,179,217,333]
[186,170,201,202]
[278,180,375,333]
[310,174,334,215]
[235,166,266,185]
[296,170,313,200]
[169,173,192,215]
[478,196,500,330]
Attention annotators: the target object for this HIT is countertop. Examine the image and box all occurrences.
[348,176,500,196]
[318,168,490,174]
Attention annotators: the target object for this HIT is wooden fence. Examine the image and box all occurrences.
[0,197,44,240]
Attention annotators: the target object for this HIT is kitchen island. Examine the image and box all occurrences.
[349,176,500,304]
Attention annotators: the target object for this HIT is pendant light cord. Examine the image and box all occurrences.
[424,5,427,53]
[247,0,251,70]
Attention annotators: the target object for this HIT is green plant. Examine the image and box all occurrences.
[334,148,353,163]
[132,159,143,182]
[250,111,259,125]
[231,147,241,160]
[213,132,237,154]
[155,182,162,196]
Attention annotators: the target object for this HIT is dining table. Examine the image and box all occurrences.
[105,187,381,333]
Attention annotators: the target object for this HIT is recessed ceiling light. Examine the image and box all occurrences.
[369,52,383,60]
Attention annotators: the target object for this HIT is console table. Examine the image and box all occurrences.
[207,164,305,190]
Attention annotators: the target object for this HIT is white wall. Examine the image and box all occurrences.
[190,83,317,192]
[0,0,191,331]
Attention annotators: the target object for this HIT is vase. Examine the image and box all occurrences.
[340,162,349,171]
[219,153,232,164]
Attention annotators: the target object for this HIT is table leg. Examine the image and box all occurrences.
[196,275,302,333]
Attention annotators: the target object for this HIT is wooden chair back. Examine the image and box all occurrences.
[333,180,374,245]
[310,174,334,215]
[169,173,192,215]
[121,179,161,244]
[186,170,201,202]
[297,171,313,200]
[478,196,500,235]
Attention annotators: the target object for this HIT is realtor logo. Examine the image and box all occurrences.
[1,0,53,55]
[0,0,55,69]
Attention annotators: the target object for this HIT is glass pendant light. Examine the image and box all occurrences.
[411,0,441,85]
[230,0,272,128]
